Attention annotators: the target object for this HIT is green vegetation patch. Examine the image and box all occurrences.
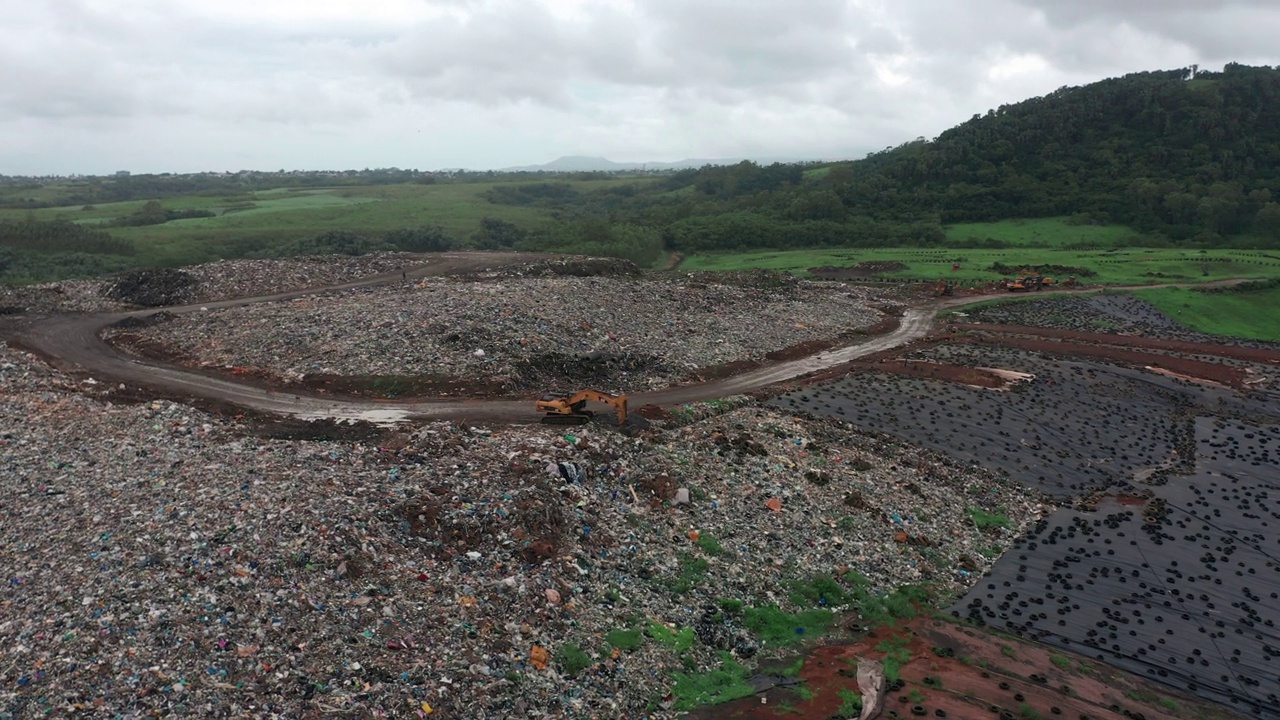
[1131,283,1280,341]
[695,533,725,556]
[875,635,912,682]
[945,217,1141,249]
[788,574,854,607]
[717,597,744,614]
[785,572,929,625]
[775,657,805,677]
[968,507,1012,531]
[605,629,643,652]
[836,688,864,718]
[671,652,755,710]
[555,643,591,676]
[742,605,835,646]
[665,553,710,595]
[646,620,696,652]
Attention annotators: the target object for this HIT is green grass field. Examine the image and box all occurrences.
[945,284,1280,342]
[7,175,1280,344]
[0,180,644,267]
[945,217,1145,247]
[680,247,1280,286]
[1130,285,1280,341]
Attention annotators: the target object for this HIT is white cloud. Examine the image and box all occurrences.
[0,0,1277,174]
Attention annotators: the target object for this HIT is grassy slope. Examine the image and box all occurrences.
[1130,286,1280,342]
[944,217,1142,247]
[0,180,641,267]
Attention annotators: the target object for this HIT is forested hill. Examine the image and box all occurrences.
[837,63,1280,236]
[549,63,1280,255]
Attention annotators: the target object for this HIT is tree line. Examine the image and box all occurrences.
[9,63,1280,280]
[482,63,1280,257]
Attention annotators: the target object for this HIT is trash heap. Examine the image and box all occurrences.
[458,256,639,279]
[108,276,889,394]
[0,344,1044,718]
[102,268,198,307]
[182,254,424,305]
[0,253,423,315]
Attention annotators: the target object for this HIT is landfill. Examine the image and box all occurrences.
[0,253,425,315]
[105,274,888,394]
[0,339,1043,718]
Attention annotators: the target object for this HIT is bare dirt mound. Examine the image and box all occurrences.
[810,261,909,279]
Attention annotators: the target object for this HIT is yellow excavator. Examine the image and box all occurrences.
[1006,275,1050,292]
[535,389,628,426]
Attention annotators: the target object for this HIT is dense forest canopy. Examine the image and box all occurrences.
[839,63,1280,234]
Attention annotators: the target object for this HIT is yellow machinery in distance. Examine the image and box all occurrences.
[535,389,628,426]
[1005,275,1054,292]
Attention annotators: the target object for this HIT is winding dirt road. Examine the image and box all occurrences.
[1,255,1251,425]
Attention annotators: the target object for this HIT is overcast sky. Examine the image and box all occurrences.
[4,0,1278,175]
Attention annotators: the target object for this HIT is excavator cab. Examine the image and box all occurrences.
[536,389,628,426]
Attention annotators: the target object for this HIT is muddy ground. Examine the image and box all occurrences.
[772,294,1280,717]
[696,617,1243,720]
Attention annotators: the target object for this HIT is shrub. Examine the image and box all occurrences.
[671,652,754,710]
[968,507,1012,530]
[605,629,643,652]
[555,643,591,676]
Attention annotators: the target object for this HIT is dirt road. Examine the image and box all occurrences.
[1,256,1253,425]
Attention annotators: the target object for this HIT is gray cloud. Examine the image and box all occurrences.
[1014,0,1280,63]
[1,0,1277,175]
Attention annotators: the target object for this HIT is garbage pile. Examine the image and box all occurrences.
[102,268,198,307]
[460,256,639,279]
[0,280,137,315]
[0,344,1043,718]
[108,276,890,394]
[182,253,424,305]
[0,253,422,314]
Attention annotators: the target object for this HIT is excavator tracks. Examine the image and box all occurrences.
[540,413,592,425]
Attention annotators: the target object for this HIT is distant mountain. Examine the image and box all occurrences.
[500,155,821,172]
